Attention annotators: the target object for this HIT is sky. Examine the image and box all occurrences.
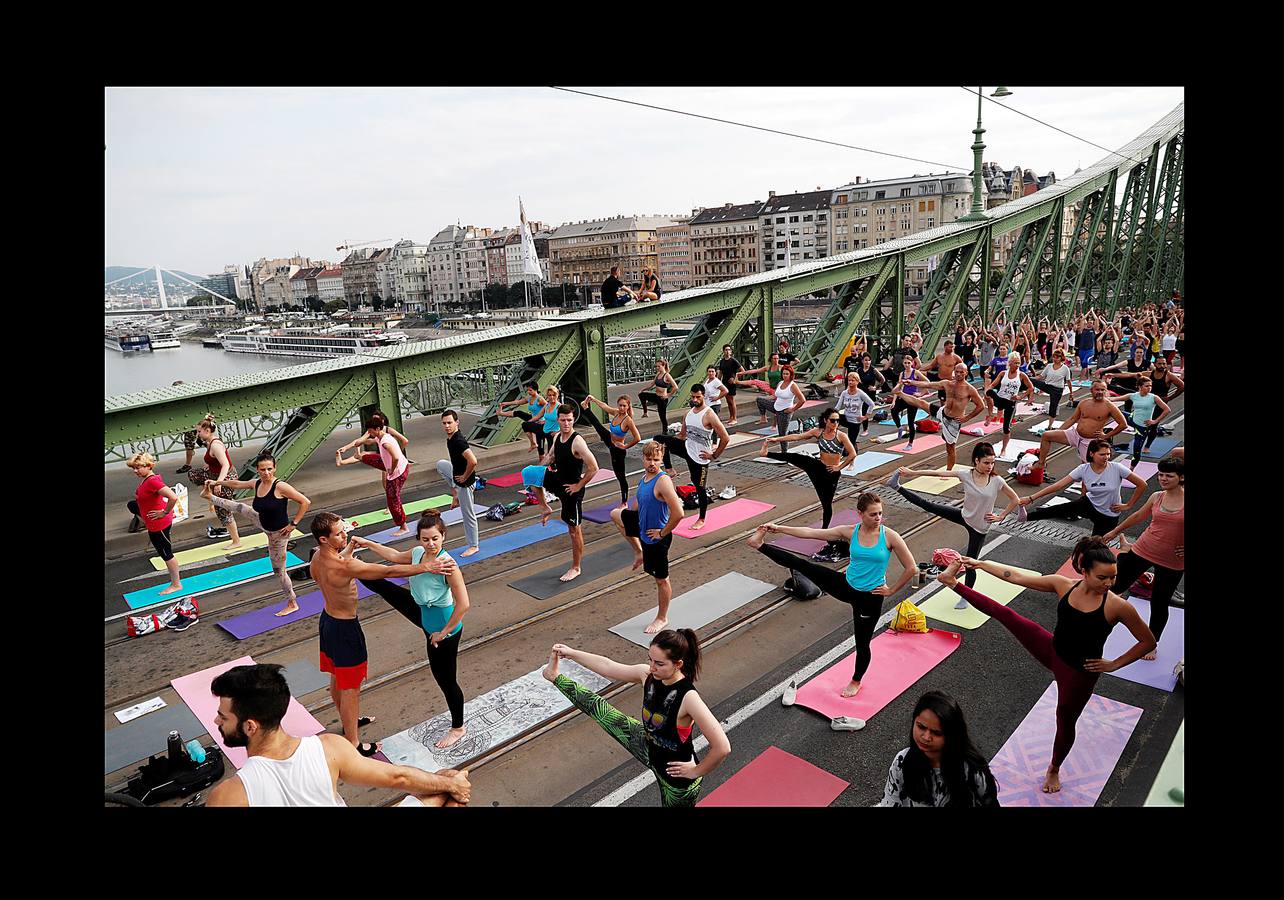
[104,86,1184,276]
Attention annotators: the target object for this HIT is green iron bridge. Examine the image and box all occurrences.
[105,103,1183,486]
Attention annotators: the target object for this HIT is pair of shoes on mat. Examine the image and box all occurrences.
[831,716,866,731]
[718,485,737,500]
[207,526,229,540]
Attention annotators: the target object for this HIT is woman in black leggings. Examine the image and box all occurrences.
[889,442,1020,595]
[580,393,641,507]
[889,355,932,448]
[748,493,916,709]
[350,511,469,750]
[497,383,549,454]
[1019,438,1148,536]
[638,358,679,429]
[984,352,1036,459]
[759,407,857,561]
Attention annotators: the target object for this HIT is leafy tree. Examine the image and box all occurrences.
[324,299,347,314]
[484,282,509,308]
[187,294,214,307]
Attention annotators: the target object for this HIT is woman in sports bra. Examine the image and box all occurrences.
[889,355,932,451]
[542,628,731,807]
[940,536,1155,794]
[497,383,549,454]
[203,453,312,617]
[580,393,641,507]
[759,406,857,562]
[638,359,679,429]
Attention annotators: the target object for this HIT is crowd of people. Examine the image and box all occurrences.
[122,293,1184,807]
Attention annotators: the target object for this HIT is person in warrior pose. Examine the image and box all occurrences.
[938,538,1155,793]
[541,630,731,807]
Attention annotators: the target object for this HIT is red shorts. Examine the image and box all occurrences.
[319,611,369,690]
[319,652,368,690]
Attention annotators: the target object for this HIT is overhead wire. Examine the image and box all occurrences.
[550,86,971,172]
[958,87,1146,166]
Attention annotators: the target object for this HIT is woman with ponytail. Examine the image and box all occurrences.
[541,628,730,807]
[189,414,242,546]
[877,691,998,807]
[937,536,1155,794]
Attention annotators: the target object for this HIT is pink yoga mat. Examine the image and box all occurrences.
[770,509,859,555]
[698,746,849,807]
[586,467,616,486]
[989,682,1142,807]
[960,420,1004,436]
[171,655,326,769]
[1055,546,1119,578]
[887,434,945,454]
[485,472,525,488]
[673,498,775,538]
[795,629,961,721]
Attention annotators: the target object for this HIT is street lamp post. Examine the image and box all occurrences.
[959,86,1012,223]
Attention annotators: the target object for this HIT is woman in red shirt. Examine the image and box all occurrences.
[127,452,182,595]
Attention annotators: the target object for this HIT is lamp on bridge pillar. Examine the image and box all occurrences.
[959,86,1013,223]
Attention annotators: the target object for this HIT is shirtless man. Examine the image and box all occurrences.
[923,339,964,406]
[1036,379,1129,469]
[891,362,983,470]
[308,511,446,756]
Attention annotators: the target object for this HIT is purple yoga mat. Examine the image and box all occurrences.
[584,503,625,524]
[218,579,407,640]
[989,682,1142,807]
[769,509,860,556]
[1104,597,1184,691]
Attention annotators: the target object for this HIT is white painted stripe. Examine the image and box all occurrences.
[592,534,1012,806]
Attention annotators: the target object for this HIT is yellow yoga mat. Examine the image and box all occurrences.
[918,565,1039,630]
[902,475,958,495]
[151,529,304,570]
[346,494,452,528]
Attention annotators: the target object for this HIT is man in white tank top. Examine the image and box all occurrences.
[205,664,471,807]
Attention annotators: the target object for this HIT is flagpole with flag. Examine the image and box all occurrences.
[519,197,542,308]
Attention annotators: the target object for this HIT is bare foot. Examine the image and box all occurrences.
[274,602,301,617]
[200,483,212,500]
[1143,649,1158,661]
[759,440,772,457]
[559,567,581,583]
[936,560,962,587]
[391,527,412,537]
[644,617,668,635]
[632,553,644,571]
[729,419,739,426]
[449,497,460,511]
[690,519,706,531]
[158,583,183,596]
[747,524,769,550]
[435,726,467,750]
[228,542,243,550]
[459,546,480,557]
[541,648,560,681]
[1042,766,1062,793]
[540,505,553,525]
[840,680,862,698]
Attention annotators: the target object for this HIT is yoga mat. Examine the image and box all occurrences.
[150,528,304,571]
[890,408,930,423]
[794,628,961,722]
[1056,546,1119,578]
[171,655,326,769]
[841,451,899,477]
[901,475,957,495]
[918,565,1039,630]
[484,471,525,488]
[1144,721,1184,807]
[1108,458,1157,483]
[1103,598,1184,691]
[989,682,1142,807]
[218,579,407,640]
[1016,401,1048,416]
[673,498,775,539]
[345,494,453,528]
[610,571,776,647]
[586,467,617,487]
[769,509,860,555]
[123,552,305,609]
[869,432,904,443]
[381,660,610,771]
[509,541,640,601]
[456,520,568,567]
[1028,420,1064,436]
[584,503,625,524]
[725,432,760,447]
[960,420,1004,436]
[1139,437,1179,459]
[887,434,946,454]
[104,701,207,775]
[995,439,1041,462]
[752,426,778,435]
[281,659,330,696]
[1072,379,1095,387]
[698,746,849,807]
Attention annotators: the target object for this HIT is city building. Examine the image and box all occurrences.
[199,270,239,302]
[249,255,315,308]
[260,265,300,308]
[341,247,392,308]
[289,268,311,306]
[657,215,696,291]
[316,266,345,301]
[376,255,398,306]
[427,225,492,307]
[758,190,832,274]
[547,215,682,301]
[483,229,514,287]
[391,241,430,311]
[689,203,764,286]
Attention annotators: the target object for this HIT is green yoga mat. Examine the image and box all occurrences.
[123,552,305,609]
[150,529,304,570]
[346,494,453,528]
[1144,721,1184,806]
[918,566,1038,630]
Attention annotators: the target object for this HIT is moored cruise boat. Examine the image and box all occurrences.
[148,328,182,349]
[218,324,411,358]
[105,330,152,353]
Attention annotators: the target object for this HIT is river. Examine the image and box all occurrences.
[105,343,323,398]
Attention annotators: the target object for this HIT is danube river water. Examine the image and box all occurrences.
[105,343,322,398]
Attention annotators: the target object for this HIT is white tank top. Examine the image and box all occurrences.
[1041,362,1069,389]
[998,369,1022,400]
[236,735,347,807]
[1161,333,1177,351]
[773,382,795,412]
[685,407,714,464]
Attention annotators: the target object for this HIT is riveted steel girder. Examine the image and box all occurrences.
[921,235,985,357]
[869,256,906,365]
[679,293,765,388]
[798,257,898,379]
[1001,213,1055,323]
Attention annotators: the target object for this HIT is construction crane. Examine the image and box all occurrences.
[336,238,392,254]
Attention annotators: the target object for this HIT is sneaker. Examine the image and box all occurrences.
[811,547,838,563]
[830,716,866,732]
[176,464,191,473]
[169,615,199,633]
[903,443,914,452]
[718,485,737,500]
[781,680,798,707]
[128,515,143,534]
[207,526,229,539]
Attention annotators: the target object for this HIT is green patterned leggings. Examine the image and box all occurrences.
[554,675,701,807]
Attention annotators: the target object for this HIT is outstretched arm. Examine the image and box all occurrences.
[961,558,1072,595]
[552,644,649,685]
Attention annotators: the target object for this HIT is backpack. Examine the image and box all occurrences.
[802,382,829,401]
[783,571,821,601]
[127,597,199,638]
[485,503,506,521]
[674,485,701,510]
[915,417,941,434]
[125,744,225,805]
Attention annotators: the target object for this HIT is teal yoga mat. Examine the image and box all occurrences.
[123,553,305,610]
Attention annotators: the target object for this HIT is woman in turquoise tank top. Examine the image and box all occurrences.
[748,493,917,713]
[351,510,470,750]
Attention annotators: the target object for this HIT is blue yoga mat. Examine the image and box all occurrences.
[1138,436,1179,459]
[842,451,900,476]
[455,520,568,567]
[123,552,305,610]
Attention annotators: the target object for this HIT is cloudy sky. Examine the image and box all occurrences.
[105,86,1183,276]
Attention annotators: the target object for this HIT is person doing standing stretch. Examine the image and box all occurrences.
[759,407,857,562]
[203,453,311,617]
[497,384,549,454]
[336,412,410,538]
[126,452,182,595]
[983,352,1036,459]
[748,493,916,716]
[938,539,1155,793]
[437,409,480,557]
[610,440,685,634]
[188,415,242,545]
[653,383,730,530]
[638,359,678,428]
[581,393,641,507]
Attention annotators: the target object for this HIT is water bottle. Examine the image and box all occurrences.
[167,730,187,766]
[185,739,206,764]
